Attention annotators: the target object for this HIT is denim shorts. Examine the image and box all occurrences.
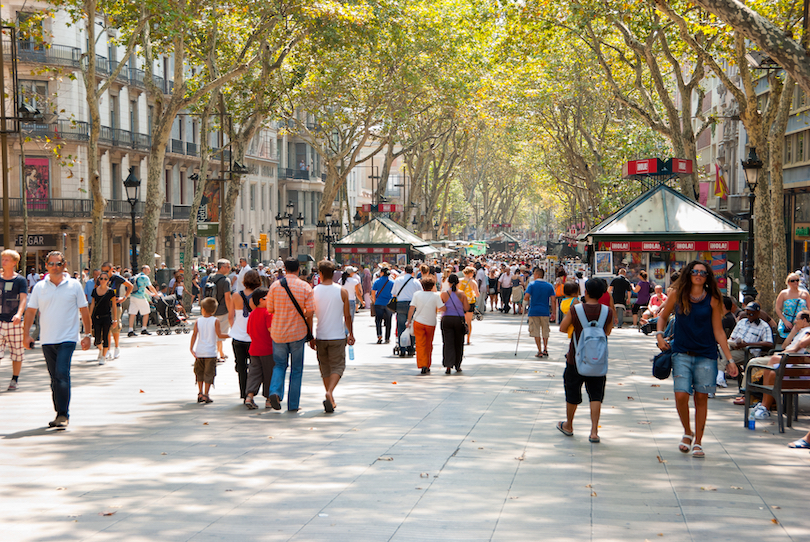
[672,352,717,395]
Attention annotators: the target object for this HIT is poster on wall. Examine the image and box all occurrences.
[595,251,612,275]
[649,260,667,284]
[703,252,728,293]
[23,157,49,209]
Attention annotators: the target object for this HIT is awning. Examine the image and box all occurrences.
[412,244,441,256]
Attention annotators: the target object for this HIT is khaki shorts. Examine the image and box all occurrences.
[528,316,550,339]
[194,357,217,384]
[215,314,230,335]
[128,296,151,316]
[315,338,347,378]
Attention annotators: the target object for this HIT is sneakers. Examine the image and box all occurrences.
[141,329,151,335]
[127,330,136,337]
[752,403,771,419]
[716,376,728,388]
[96,352,105,363]
[106,351,113,361]
[98,357,106,365]
[48,415,69,428]
[114,347,120,359]
[7,379,17,391]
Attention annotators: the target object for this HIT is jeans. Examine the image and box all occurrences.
[375,306,392,340]
[269,338,306,410]
[396,301,414,354]
[614,304,626,328]
[42,342,76,418]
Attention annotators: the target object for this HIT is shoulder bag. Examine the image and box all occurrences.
[652,348,673,379]
[280,278,313,342]
[388,275,413,311]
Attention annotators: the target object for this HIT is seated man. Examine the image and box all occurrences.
[640,284,667,325]
[737,295,778,335]
[748,309,810,419]
[724,302,774,388]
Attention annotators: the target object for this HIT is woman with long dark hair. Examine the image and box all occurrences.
[655,260,736,458]
[440,274,469,374]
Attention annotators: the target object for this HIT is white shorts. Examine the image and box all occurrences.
[128,296,151,316]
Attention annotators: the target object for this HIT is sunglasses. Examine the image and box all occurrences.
[789,279,800,283]
[46,261,65,267]
[99,277,109,281]
[690,269,708,277]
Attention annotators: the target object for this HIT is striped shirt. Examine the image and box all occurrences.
[266,275,314,343]
[729,318,774,357]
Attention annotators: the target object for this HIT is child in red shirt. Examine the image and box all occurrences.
[244,287,274,409]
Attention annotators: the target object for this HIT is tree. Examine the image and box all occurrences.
[689,0,810,96]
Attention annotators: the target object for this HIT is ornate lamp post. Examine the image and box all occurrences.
[741,147,763,299]
[317,213,341,260]
[123,167,141,270]
[275,201,304,258]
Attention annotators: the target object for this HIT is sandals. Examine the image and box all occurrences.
[542,350,549,357]
[788,438,810,449]
[556,421,573,437]
[202,394,213,404]
[692,444,705,458]
[197,393,205,403]
[244,399,258,410]
[679,434,694,453]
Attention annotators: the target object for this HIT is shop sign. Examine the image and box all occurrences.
[796,226,810,237]
[335,247,405,254]
[0,234,59,248]
[599,240,738,252]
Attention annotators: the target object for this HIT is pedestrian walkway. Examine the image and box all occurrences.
[0,310,808,541]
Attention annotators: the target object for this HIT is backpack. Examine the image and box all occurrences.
[572,303,609,377]
[203,275,226,302]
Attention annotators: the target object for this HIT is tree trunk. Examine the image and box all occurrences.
[769,75,796,296]
[221,179,237,262]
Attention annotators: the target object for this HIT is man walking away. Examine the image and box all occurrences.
[524,267,556,357]
[392,265,422,357]
[499,265,512,313]
[608,268,632,328]
[1,250,28,390]
[23,251,92,428]
[312,260,355,412]
[207,259,234,361]
[267,258,314,412]
[475,262,488,313]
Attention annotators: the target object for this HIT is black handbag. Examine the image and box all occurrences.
[388,275,412,311]
[652,349,673,380]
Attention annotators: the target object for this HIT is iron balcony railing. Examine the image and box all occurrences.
[19,120,89,141]
[99,126,151,150]
[0,198,176,220]
[13,41,82,68]
[186,142,198,156]
[172,205,191,220]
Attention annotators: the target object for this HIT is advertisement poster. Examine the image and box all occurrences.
[705,252,728,293]
[649,260,667,284]
[198,181,220,223]
[23,157,49,209]
[595,251,612,275]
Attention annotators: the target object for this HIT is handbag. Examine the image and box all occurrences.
[388,275,413,311]
[652,349,673,380]
[280,278,314,342]
[448,291,469,335]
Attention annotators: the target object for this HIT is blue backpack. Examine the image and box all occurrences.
[572,303,609,377]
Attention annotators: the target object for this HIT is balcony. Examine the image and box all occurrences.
[170,139,184,154]
[186,142,198,156]
[128,67,146,88]
[0,198,175,220]
[18,120,89,142]
[172,205,191,220]
[99,126,151,151]
[12,41,82,68]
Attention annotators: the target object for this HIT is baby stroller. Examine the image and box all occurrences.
[155,295,190,335]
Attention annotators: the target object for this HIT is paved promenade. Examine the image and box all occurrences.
[1,307,808,541]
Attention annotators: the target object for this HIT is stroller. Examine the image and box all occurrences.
[155,295,190,335]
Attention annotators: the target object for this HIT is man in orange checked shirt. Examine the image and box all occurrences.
[266,257,314,412]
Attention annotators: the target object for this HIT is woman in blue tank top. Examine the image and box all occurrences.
[654,261,736,459]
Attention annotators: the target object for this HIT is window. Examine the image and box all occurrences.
[110,95,118,130]
[111,163,120,200]
[250,184,255,211]
[798,133,805,163]
[148,106,153,135]
[786,136,793,164]
[130,100,138,133]
[18,80,47,113]
[164,169,171,203]
[241,189,245,211]
[179,171,185,204]
[261,184,265,211]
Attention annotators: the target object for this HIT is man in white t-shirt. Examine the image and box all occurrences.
[475,263,488,312]
[311,260,355,413]
[27,268,40,292]
[23,251,92,428]
[236,257,252,292]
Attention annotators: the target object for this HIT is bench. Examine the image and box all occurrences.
[744,353,810,433]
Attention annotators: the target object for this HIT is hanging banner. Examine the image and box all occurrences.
[198,181,220,223]
[23,157,50,210]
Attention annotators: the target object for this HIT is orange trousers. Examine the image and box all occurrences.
[413,321,435,368]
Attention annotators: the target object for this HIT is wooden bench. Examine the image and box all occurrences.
[744,353,810,433]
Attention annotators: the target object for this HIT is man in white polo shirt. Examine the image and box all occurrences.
[23,251,91,428]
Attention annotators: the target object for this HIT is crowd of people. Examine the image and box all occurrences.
[2,246,809,457]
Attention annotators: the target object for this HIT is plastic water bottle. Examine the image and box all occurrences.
[348,344,355,361]
[748,410,756,430]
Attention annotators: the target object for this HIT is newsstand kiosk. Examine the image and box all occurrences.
[584,183,747,297]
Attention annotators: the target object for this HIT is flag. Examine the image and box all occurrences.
[714,164,728,200]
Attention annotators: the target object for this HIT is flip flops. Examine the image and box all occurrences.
[323,399,335,413]
[556,421,573,436]
[788,438,810,449]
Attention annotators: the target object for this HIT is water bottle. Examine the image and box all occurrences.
[748,410,756,430]
[348,344,355,361]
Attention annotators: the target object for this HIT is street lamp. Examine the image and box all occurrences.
[275,201,304,258]
[741,147,763,299]
[317,212,341,260]
[123,167,140,271]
